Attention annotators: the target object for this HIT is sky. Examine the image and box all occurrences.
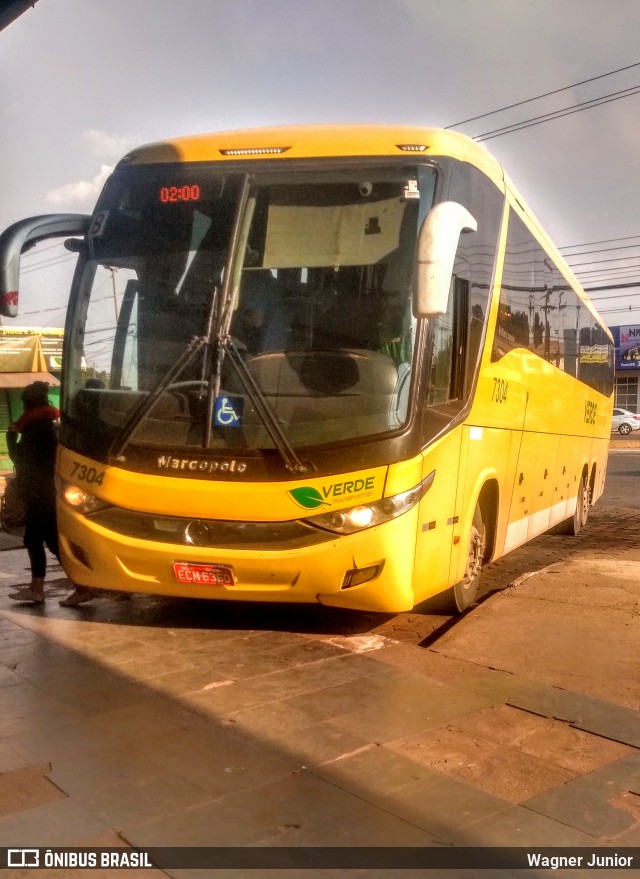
[2,0,640,329]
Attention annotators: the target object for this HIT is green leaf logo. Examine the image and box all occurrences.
[288,486,330,510]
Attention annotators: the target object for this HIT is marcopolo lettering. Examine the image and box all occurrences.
[157,456,247,474]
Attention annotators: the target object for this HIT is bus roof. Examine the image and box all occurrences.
[119,123,504,181]
[117,123,608,336]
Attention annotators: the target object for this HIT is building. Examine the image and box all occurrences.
[610,325,640,412]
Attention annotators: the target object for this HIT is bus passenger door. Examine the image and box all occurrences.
[412,429,462,605]
[412,275,469,605]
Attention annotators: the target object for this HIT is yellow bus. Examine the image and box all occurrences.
[0,125,614,612]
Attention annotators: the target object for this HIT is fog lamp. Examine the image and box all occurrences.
[342,565,380,589]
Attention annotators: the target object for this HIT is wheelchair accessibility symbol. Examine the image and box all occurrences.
[214,396,243,427]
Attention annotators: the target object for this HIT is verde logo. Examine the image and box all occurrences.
[289,477,376,510]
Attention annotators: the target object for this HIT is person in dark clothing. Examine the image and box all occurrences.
[232,270,289,354]
[6,381,92,606]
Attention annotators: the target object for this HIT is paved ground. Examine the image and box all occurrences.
[0,458,638,877]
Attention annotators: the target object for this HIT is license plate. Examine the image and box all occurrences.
[172,561,235,586]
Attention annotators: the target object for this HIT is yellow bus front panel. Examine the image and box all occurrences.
[56,448,430,613]
[57,501,421,613]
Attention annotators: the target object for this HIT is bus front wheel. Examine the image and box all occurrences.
[452,504,486,612]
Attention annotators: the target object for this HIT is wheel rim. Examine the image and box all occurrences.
[580,478,590,527]
[466,522,485,584]
[575,476,590,529]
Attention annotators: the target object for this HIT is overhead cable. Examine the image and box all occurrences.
[19,254,76,275]
[447,59,640,128]
[475,84,640,141]
[564,243,640,259]
[560,234,640,250]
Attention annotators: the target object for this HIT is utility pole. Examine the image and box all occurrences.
[107,267,119,321]
[541,287,555,360]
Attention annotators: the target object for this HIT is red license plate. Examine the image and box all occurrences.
[172,561,235,586]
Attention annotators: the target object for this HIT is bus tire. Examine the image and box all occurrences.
[554,472,590,536]
[452,503,486,612]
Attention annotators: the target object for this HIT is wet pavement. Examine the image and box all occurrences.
[0,457,639,877]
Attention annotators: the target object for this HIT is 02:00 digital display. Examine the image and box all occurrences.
[159,184,201,203]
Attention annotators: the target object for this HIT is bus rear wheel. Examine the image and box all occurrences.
[555,473,590,536]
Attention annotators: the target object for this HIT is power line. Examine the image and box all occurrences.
[21,240,66,259]
[20,248,72,270]
[580,278,640,288]
[19,254,76,275]
[573,268,640,280]
[589,292,640,303]
[447,59,640,128]
[579,279,640,288]
[564,243,640,259]
[597,304,640,314]
[560,234,640,250]
[572,258,640,270]
[575,269,640,279]
[569,253,640,268]
[17,302,67,317]
[475,84,640,142]
[586,288,640,296]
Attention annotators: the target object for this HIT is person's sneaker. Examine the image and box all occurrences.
[59,588,94,607]
[9,588,45,604]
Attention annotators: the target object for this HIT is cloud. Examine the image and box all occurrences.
[46,164,113,210]
[80,129,136,160]
[43,129,138,210]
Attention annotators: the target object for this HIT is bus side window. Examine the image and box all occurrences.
[447,161,504,397]
[427,275,469,407]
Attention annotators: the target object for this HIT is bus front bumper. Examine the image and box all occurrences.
[57,506,419,613]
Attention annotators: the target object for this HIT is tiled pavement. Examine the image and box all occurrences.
[0,526,638,878]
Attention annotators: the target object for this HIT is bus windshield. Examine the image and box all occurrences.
[62,164,435,462]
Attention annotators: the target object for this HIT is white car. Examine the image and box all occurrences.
[611,408,640,435]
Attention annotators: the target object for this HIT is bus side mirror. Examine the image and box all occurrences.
[0,214,91,317]
[414,201,477,318]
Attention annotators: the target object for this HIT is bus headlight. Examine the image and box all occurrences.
[59,481,109,515]
[305,471,435,535]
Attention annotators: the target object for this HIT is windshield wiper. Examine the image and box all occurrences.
[108,333,208,462]
[108,327,308,474]
[108,172,308,474]
[203,173,308,474]
[222,334,308,474]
